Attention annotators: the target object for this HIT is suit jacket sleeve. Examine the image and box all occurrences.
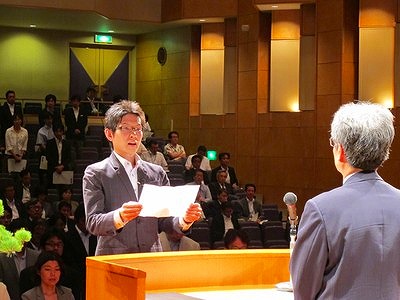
[290,200,328,300]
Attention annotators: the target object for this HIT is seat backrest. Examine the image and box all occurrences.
[262,208,281,221]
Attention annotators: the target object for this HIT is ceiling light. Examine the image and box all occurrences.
[29,24,36,28]
[108,30,114,33]
[271,5,279,8]
[199,19,206,22]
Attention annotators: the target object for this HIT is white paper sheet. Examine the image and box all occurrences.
[139,184,200,217]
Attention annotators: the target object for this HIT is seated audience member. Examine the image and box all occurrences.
[236,184,264,222]
[159,224,200,251]
[21,251,74,300]
[185,145,211,171]
[184,154,209,184]
[3,183,26,221]
[39,94,62,129]
[19,228,82,299]
[203,189,229,220]
[209,201,240,244]
[23,199,45,229]
[224,229,249,249]
[0,219,40,300]
[211,152,239,189]
[208,169,235,201]
[26,218,47,252]
[64,95,88,158]
[186,169,212,220]
[46,124,72,188]
[56,186,79,216]
[46,213,68,233]
[64,203,97,299]
[0,205,12,229]
[164,131,186,163]
[57,201,75,232]
[34,186,55,219]
[5,113,28,163]
[140,139,169,172]
[15,169,35,204]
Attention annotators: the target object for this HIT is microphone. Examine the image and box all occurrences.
[283,192,298,226]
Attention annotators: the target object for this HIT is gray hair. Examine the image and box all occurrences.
[104,100,145,131]
[330,101,395,170]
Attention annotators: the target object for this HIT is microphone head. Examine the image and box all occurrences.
[283,192,297,205]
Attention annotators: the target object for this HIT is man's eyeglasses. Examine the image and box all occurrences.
[117,126,143,135]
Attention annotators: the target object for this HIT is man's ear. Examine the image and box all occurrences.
[104,128,113,142]
[339,144,347,163]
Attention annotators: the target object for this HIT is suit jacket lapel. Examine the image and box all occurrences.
[109,153,138,202]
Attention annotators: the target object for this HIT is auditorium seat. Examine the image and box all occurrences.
[23,102,42,114]
[239,221,262,245]
[262,224,289,249]
[212,240,225,249]
[188,220,211,250]
[262,208,281,221]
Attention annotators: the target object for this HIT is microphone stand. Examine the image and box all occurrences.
[275,215,298,292]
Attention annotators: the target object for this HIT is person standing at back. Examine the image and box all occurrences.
[39,94,62,129]
[64,95,88,159]
[0,90,23,149]
[290,101,400,299]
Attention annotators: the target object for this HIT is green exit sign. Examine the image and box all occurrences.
[95,34,112,43]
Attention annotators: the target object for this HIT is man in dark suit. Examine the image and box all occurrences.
[83,100,202,255]
[236,183,263,221]
[0,90,23,146]
[209,201,240,244]
[291,102,400,299]
[15,169,36,204]
[211,152,239,188]
[45,124,72,187]
[2,183,26,221]
[65,203,97,299]
[208,169,235,201]
[64,95,88,158]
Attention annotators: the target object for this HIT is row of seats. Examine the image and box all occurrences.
[188,219,289,250]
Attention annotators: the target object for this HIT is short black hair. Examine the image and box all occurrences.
[168,131,179,139]
[224,229,249,248]
[244,183,256,192]
[5,90,15,98]
[45,94,57,103]
[218,152,230,160]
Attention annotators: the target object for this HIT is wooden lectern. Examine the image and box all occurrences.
[87,249,290,299]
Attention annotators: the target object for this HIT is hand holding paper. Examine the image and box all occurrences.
[139,184,200,217]
[120,201,143,223]
[183,202,202,223]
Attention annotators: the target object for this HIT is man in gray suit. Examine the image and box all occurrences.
[290,101,400,299]
[83,100,202,255]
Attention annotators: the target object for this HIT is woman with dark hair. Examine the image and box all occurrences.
[21,251,74,299]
